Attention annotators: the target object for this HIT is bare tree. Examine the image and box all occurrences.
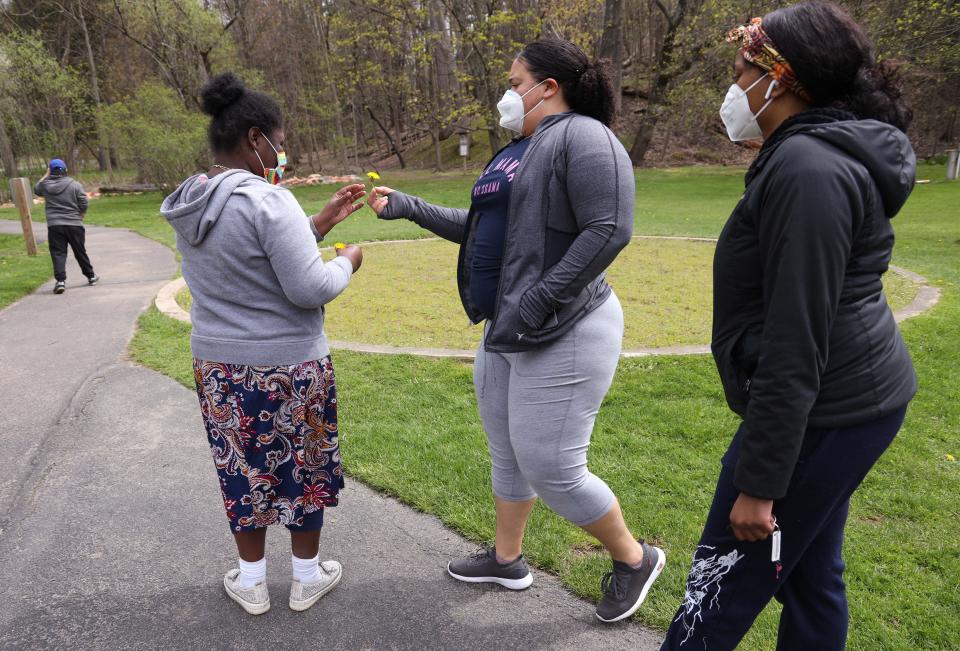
[598,0,625,116]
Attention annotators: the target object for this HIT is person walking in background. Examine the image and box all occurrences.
[161,72,366,616]
[368,38,665,623]
[34,158,97,294]
[661,3,916,649]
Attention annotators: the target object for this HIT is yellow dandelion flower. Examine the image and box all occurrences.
[947,454,956,463]
[334,242,346,250]
[366,171,381,181]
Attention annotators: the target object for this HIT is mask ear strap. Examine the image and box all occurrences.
[744,72,769,94]
[262,132,280,155]
[521,78,549,99]
[252,136,267,171]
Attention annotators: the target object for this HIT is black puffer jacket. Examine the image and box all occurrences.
[712,109,917,500]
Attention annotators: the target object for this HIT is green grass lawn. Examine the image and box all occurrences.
[7,164,960,648]
[177,236,917,351]
[0,234,51,308]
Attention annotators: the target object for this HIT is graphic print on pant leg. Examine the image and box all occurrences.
[675,545,745,646]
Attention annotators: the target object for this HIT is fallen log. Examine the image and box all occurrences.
[99,183,160,194]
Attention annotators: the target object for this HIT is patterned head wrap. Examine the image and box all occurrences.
[726,17,812,102]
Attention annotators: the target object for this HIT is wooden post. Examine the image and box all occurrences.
[947,149,959,181]
[9,178,38,256]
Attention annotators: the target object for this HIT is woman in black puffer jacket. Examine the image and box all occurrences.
[661,3,916,649]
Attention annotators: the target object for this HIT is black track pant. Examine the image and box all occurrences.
[47,225,94,282]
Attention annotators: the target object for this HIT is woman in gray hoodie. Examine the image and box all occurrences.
[160,72,365,616]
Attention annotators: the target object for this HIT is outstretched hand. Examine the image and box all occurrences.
[311,183,366,237]
[367,186,395,216]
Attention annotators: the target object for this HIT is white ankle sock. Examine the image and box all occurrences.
[238,557,266,588]
[292,553,323,583]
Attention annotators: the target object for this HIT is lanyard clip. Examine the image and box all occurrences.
[771,520,782,563]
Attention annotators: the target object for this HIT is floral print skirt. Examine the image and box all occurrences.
[193,357,345,533]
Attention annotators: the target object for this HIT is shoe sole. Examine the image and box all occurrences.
[596,547,667,623]
[54,287,65,294]
[447,563,533,590]
[289,570,343,611]
[223,577,271,615]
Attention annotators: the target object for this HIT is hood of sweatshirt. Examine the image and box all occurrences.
[748,109,916,219]
[38,175,76,196]
[160,169,262,246]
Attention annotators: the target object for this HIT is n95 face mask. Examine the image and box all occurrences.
[719,74,777,142]
[497,79,548,134]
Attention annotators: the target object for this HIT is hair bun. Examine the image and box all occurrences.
[200,72,246,117]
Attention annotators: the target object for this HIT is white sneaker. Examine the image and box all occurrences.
[223,568,271,615]
[289,560,342,611]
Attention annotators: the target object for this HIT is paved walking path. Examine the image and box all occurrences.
[0,221,661,650]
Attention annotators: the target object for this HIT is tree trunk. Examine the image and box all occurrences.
[76,0,111,174]
[311,8,348,167]
[486,101,502,157]
[627,1,699,165]
[308,122,321,173]
[629,119,658,164]
[598,0,625,116]
[433,127,443,171]
[351,102,360,170]
[62,111,78,172]
[0,118,18,178]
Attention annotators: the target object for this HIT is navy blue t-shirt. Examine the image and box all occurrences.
[469,137,531,320]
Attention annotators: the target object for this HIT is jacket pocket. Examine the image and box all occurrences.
[731,324,762,394]
[716,326,760,413]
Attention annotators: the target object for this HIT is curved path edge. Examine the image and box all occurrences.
[156,237,942,361]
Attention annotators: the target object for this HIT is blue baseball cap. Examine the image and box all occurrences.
[49,158,67,171]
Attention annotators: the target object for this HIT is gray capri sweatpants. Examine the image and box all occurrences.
[473,292,623,526]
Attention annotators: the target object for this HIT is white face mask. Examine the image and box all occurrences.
[497,79,547,134]
[719,73,777,142]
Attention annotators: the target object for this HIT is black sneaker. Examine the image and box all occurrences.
[596,540,666,623]
[87,274,99,285]
[447,547,533,590]
[54,281,66,294]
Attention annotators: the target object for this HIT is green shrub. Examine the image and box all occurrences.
[100,83,206,191]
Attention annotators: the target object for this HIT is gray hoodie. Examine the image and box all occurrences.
[34,175,88,227]
[160,169,353,366]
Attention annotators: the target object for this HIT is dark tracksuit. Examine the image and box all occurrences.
[34,174,95,282]
[662,110,917,650]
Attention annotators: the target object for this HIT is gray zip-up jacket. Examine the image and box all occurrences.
[34,175,88,227]
[380,112,634,352]
[160,169,353,366]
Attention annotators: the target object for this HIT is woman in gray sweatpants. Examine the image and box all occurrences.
[368,38,665,622]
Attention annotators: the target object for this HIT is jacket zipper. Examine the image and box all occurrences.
[486,143,532,337]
